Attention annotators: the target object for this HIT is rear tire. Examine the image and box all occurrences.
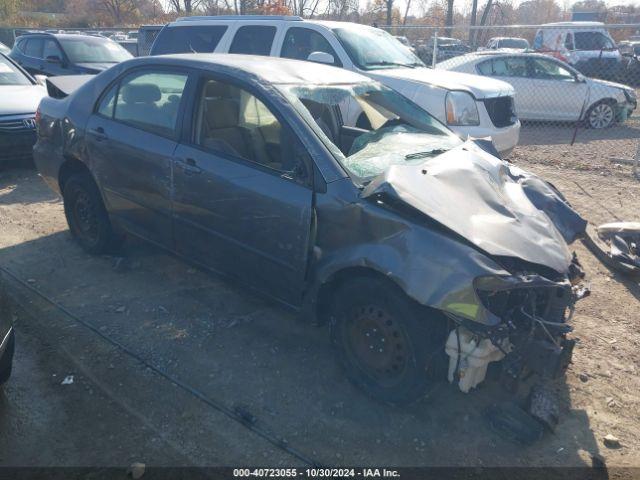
[62,173,120,255]
[330,276,440,405]
[0,330,15,386]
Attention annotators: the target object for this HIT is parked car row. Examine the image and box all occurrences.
[409,22,637,84]
[437,51,637,129]
[33,53,588,405]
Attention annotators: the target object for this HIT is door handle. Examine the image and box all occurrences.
[88,127,108,141]
[176,157,202,175]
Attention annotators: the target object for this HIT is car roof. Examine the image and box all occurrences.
[166,16,371,32]
[542,21,605,26]
[16,32,111,41]
[450,51,557,63]
[140,53,370,84]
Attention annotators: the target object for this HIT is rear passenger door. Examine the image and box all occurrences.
[172,76,314,306]
[477,56,535,119]
[85,67,192,248]
[228,25,277,56]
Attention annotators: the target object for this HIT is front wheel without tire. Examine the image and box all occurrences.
[330,277,440,405]
[62,173,119,255]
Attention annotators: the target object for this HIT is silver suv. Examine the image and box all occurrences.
[151,16,521,155]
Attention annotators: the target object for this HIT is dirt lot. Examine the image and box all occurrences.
[0,120,639,471]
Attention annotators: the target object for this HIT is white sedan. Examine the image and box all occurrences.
[437,51,637,128]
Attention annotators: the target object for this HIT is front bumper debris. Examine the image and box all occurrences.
[447,255,588,394]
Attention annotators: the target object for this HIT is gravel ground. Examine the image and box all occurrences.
[0,117,639,471]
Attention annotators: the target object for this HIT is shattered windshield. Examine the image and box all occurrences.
[278,82,461,182]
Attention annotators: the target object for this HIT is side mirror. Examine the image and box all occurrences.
[575,73,586,83]
[46,55,62,64]
[307,51,335,65]
[34,74,47,86]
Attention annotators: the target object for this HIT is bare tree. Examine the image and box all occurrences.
[469,0,478,44]
[402,0,411,25]
[444,0,453,36]
[167,0,204,13]
[385,0,393,26]
[98,0,137,23]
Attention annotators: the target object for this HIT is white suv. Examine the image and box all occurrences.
[151,16,521,155]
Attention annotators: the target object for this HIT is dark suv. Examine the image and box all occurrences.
[10,33,132,76]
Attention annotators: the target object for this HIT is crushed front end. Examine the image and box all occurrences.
[445,254,589,395]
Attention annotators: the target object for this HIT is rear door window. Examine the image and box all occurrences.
[111,70,189,137]
[151,25,228,54]
[24,38,44,58]
[229,26,276,56]
[477,57,527,77]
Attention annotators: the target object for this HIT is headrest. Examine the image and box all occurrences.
[301,99,325,119]
[205,99,239,129]
[122,83,161,104]
[204,81,235,99]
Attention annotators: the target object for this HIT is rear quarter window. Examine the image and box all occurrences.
[151,25,228,55]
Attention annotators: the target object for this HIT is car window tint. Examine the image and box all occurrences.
[25,38,44,58]
[113,71,188,137]
[228,26,276,56]
[530,58,574,80]
[195,79,305,177]
[97,84,118,118]
[281,27,341,66]
[43,39,63,60]
[151,25,228,54]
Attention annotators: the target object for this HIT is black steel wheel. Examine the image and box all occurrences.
[62,173,119,254]
[0,330,15,386]
[330,276,441,405]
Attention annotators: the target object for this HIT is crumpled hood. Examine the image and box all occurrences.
[75,62,116,73]
[362,141,586,273]
[369,67,514,99]
[0,85,46,115]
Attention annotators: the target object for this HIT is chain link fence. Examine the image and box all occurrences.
[384,23,640,175]
[1,21,639,174]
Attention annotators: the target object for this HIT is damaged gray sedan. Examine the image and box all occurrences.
[34,54,588,405]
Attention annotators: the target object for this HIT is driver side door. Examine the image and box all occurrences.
[172,75,314,306]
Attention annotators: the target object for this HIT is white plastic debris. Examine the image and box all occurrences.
[61,375,74,385]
